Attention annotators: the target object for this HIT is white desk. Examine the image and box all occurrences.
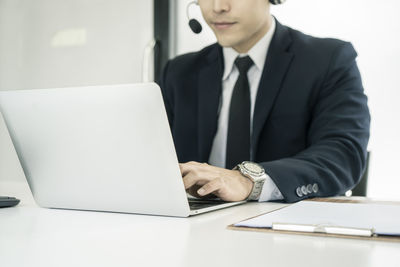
[1,180,399,267]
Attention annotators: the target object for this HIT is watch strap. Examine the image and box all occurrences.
[235,162,267,201]
[246,174,266,200]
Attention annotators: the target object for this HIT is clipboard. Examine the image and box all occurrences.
[228,197,400,242]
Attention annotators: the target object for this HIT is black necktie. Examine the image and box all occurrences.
[225,56,253,169]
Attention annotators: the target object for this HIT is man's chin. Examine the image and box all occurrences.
[215,37,238,48]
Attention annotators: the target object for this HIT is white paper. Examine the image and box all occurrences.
[235,201,400,236]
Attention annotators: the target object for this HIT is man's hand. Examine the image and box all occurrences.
[179,161,253,202]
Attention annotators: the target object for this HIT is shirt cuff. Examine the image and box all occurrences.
[258,172,284,202]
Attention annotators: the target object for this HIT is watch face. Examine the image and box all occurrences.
[243,162,264,174]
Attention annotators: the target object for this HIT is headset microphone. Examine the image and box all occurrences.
[187,0,287,34]
[188,18,202,34]
[270,0,286,4]
[187,1,202,34]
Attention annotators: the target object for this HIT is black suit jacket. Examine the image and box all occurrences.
[159,20,370,202]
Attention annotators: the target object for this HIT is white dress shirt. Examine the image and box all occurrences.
[208,18,283,201]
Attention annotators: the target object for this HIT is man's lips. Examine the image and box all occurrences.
[212,22,237,30]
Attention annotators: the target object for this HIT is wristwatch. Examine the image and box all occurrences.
[234,161,267,201]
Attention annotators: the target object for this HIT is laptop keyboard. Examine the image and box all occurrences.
[188,199,227,210]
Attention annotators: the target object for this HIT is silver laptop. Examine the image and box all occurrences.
[0,83,244,217]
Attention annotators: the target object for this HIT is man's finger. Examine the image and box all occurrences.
[182,173,198,190]
[179,161,199,176]
[182,173,209,190]
[179,163,190,176]
[197,179,221,197]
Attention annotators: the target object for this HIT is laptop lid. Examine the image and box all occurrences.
[0,83,192,217]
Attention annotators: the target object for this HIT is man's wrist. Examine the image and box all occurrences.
[238,171,254,199]
[234,161,267,201]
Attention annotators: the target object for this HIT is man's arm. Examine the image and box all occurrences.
[261,42,370,202]
[159,60,174,129]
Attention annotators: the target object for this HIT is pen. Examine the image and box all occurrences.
[272,223,374,237]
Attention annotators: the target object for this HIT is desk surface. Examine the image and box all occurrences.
[1,180,399,267]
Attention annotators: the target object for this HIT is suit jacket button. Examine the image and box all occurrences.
[312,183,319,193]
[306,184,313,194]
[301,185,308,195]
[296,187,303,197]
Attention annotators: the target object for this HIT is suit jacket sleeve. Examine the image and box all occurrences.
[159,60,175,130]
[261,42,370,203]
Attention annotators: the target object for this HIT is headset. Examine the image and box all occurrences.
[187,0,286,34]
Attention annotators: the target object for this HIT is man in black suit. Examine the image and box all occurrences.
[159,0,370,203]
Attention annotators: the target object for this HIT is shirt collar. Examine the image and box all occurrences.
[222,17,276,81]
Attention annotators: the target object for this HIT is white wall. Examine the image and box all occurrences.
[0,0,153,91]
[175,0,400,200]
[0,0,153,183]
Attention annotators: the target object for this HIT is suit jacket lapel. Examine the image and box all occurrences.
[252,21,294,159]
[197,45,224,162]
